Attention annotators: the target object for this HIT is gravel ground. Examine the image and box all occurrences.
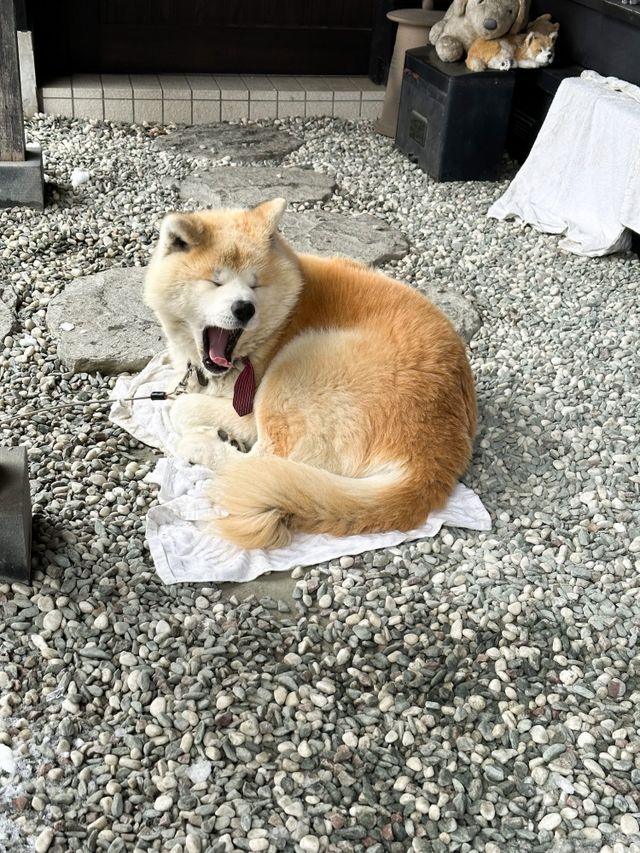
[0,114,639,853]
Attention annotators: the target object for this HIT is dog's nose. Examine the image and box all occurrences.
[484,17,497,30]
[231,300,255,325]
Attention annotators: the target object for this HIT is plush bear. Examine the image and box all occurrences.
[429,0,532,63]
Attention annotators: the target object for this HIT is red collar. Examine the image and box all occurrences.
[233,358,256,417]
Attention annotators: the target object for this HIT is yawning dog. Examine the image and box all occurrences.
[144,199,476,550]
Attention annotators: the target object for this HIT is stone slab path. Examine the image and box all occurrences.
[281,211,408,267]
[178,166,336,208]
[46,268,163,374]
[155,124,303,163]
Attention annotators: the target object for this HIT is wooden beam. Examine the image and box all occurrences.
[0,0,25,162]
[0,446,32,582]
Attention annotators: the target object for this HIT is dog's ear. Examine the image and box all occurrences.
[158,213,203,255]
[252,198,287,233]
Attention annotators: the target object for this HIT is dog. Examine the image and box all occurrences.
[144,199,477,550]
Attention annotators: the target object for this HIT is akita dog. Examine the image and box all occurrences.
[145,199,476,550]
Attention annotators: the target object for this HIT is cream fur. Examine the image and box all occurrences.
[145,200,477,550]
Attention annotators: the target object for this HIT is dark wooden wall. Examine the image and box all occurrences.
[530,0,640,85]
[28,0,378,77]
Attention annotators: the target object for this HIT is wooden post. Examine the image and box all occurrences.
[0,0,26,162]
[0,447,32,582]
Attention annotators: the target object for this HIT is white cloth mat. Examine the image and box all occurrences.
[110,354,491,584]
[488,71,640,256]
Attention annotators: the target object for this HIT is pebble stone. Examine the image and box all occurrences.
[0,112,637,853]
[34,828,54,853]
[539,813,562,831]
[42,609,62,631]
[621,815,640,836]
[153,794,173,812]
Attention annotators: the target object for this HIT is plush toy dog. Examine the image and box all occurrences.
[527,12,560,37]
[429,0,532,63]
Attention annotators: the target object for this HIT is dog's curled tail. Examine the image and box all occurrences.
[211,456,452,550]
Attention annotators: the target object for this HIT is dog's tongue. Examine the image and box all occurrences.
[207,327,233,368]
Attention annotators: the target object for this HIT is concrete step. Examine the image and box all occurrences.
[40,74,385,123]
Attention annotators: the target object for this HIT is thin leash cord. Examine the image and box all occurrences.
[0,365,194,429]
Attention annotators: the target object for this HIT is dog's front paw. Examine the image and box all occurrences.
[175,431,228,471]
[217,429,250,454]
[170,393,210,436]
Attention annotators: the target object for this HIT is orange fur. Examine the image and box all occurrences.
[466,37,514,71]
[466,30,556,71]
[145,202,477,549]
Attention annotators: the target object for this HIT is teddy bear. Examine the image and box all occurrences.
[429,0,532,63]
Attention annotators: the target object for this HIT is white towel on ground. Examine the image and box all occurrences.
[488,70,640,256]
[110,354,491,585]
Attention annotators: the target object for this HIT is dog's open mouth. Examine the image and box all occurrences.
[202,326,243,374]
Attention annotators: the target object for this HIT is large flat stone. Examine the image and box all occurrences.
[1,282,17,339]
[178,166,336,208]
[0,299,14,339]
[281,211,409,266]
[422,286,482,343]
[155,124,303,163]
[47,267,164,374]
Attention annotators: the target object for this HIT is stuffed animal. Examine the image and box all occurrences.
[466,29,557,71]
[429,0,532,63]
[527,13,559,37]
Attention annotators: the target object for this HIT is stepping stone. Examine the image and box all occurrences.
[47,268,163,374]
[155,124,303,163]
[178,166,336,208]
[281,211,409,266]
[421,286,482,343]
[0,300,14,340]
[0,285,17,340]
